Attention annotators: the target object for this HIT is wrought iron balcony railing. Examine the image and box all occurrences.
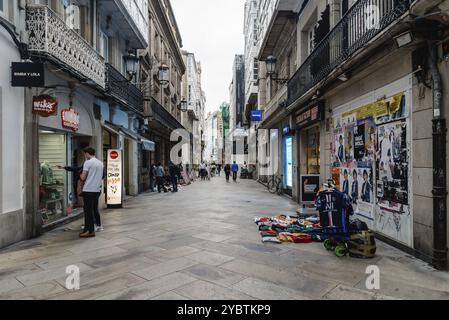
[150,97,184,130]
[287,0,411,106]
[106,63,144,114]
[26,5,105,88]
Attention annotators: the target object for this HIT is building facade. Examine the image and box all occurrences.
[251,0,449,269]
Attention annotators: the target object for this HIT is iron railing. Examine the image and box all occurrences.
[150,97,184,130]
[106,63,144,114]
[26,5,105,88]
[287,0,412,106]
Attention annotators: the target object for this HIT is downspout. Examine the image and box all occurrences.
[429,42,448,270]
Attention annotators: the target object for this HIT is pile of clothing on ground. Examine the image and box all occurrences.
[254,214,322,244]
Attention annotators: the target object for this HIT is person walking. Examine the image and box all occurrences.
[79,148,104,238]
[150,164,157,192]
[231,161,239,182]
[168,161,179,192]
[217,164,222,176]
[155,163,167,193]
[224,164,231,182]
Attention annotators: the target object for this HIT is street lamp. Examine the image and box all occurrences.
[265,55,288,84]
[124,52,139,80]
[178,99,188,112]
[266,55,277,76]
[158,63,170,86]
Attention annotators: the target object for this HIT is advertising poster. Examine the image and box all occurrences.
[376,120,408,205]
[331,168,341,191]
[344,126,355,163]
[107,149,123,208]
[354,123,366,161]
[334,129,345,165]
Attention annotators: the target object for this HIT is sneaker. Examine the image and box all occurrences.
[79,231,96,238]
[95,225,104,232]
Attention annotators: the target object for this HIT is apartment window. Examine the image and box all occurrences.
[99,31,109,63]
[0,0,7,19]
[308,27,315,54]
[253,59,259,81]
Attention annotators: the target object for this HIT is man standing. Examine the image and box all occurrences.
[168,161,179,193]
[224,164,231,182]
[231,161,239,182]
[79,148,104,238]
[155,163,167,193]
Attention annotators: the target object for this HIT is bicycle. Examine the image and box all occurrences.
[267,174,284,195]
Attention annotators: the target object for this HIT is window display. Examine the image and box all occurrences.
[306,126,320,174]
[39,131,67,225]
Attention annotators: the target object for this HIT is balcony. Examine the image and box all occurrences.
[98,0,149,48]
[150,97,184,131]
[26,5,105,88]
[287,0,412,106]
[106,64,144,114]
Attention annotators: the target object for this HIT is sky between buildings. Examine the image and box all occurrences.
[171,0,245,114]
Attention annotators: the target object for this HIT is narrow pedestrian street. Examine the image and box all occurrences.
[1,177,448,300]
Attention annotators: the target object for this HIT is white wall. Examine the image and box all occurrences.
[0,29,24,215]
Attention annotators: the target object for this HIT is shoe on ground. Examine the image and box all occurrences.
[79,231,96,238]
[95,225,104,232]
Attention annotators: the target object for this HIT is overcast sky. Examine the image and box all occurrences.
[171,0,245,114]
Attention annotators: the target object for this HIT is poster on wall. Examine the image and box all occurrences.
[107,150,123,208]
[331,90,411,245]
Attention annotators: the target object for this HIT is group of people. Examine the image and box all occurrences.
[150,162,183,193]
[199,162,223,180]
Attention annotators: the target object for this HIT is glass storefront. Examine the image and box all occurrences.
[283,135,293,188]
[39,131,68,225]
[306,125,320,174]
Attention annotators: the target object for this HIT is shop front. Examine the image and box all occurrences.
[36,91,98,229]
[329,76,413,247]
[295,102,324,206]
[282,125,293,196]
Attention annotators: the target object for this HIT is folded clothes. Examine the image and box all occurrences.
[259,225,271,231]
[260,230,278,235]
[262,237,281,244]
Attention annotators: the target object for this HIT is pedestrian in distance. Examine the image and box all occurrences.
[79,148,104,238]
[155,162,167,193]
[217,164,222,176]
[224,164,231,182]
[231,161,239,182]
[168,161,179,192]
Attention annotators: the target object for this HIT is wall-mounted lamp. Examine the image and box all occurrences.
[158,63,170,86]
[265,55,289,84]
[124,52,139,80]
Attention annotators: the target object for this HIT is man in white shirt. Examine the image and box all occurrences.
[79,148,104,238]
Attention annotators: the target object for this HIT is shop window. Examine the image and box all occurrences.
[39,131,68,225]
[306,126,320,174]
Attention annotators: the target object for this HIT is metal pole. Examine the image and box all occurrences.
[429,43,448,270]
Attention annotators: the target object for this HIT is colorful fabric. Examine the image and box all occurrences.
[262,237,281,244]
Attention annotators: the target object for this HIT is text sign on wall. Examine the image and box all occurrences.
[250,110,263,122]
[61,107,80,132]
[32,95,58,117]
[11,62,45,87]
[295,103,324,130]
[107,150,123,208]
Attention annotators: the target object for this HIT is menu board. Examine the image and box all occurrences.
[107,149,122,208]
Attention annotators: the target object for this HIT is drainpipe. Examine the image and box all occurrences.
[429,42,448,270]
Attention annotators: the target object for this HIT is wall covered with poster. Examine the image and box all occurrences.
[330,78,413,247]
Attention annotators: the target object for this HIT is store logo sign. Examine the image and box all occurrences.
[61,108,80,132]
[11,62,45,87]
[33,95,58,117]
[110,151,119,160]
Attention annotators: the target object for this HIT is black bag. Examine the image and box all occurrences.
[349,219,369,233]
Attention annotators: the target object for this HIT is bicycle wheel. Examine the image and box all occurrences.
[267,179,277,194]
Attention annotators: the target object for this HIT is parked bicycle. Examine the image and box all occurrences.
[267,174,284,195]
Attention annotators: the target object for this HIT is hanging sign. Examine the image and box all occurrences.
[61,107,80,132]
[295,102,324,130]
[32,95,58,117]
[11,62,45,87]
[107,149,123,208]
[250,110,263,122]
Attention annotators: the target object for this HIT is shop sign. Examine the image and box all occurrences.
[11,62,45,87]
[250,110,263,122]
[32,95,58,117]
[107,150,123,208]
[295,103,324,130]
[61,108,80,132]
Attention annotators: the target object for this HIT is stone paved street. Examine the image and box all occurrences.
[1,177,449,300]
